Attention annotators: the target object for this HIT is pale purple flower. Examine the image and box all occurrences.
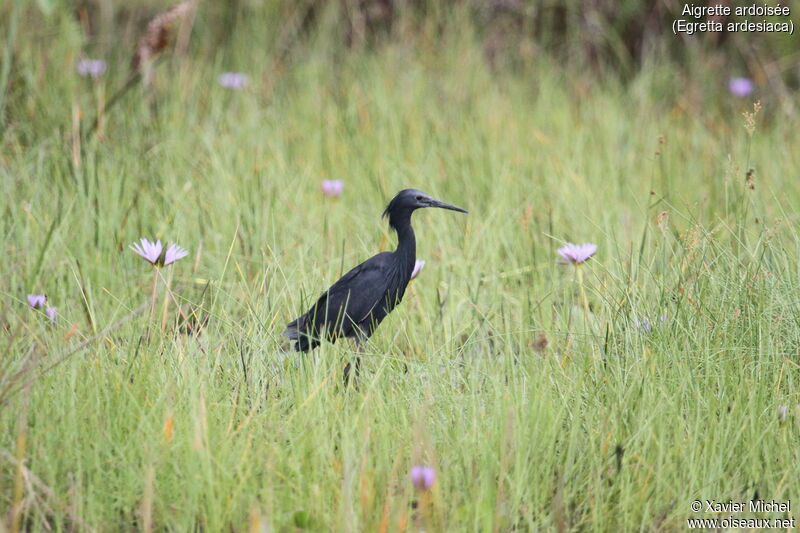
[410,259,426,280]
[410,466,436,490]
[779,405,788,423]
[131,238,189,267]
[131,238,163,265]
[321,180,344,197]
[27,294,47,309]
[219,72,248,89]
[634,312,667,334]
[634,316,652,333]
[164,243,189,266]
[729,77,755,97]
[557,243,597,264]
[45,307,57,323]
[77,58,107,78]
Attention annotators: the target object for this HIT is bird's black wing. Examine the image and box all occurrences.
[284,252,395,350]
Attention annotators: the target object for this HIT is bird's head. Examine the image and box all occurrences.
[382,189,467,229]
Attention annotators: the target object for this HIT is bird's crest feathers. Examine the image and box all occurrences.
[382,189,426,229]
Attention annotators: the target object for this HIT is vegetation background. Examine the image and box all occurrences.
[1,0,799,531]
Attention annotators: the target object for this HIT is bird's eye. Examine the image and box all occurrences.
[415,196,423,201]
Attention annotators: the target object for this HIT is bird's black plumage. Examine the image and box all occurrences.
[284,189,467,352]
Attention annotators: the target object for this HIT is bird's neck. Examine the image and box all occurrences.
[394,220,416,274]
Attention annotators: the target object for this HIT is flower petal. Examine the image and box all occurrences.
[27,294,47,309]
[729,77,755,97]
[410,259,426,280]
[557,242,596,264]
[131,238,164,264]
[219,72,248,89]
[410,465,436,490]
[163,243,189,266]
[321,180,344,197]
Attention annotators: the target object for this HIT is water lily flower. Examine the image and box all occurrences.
[557,243,597,264]
[27,294,47,309]
[77,58,107,78]
[410,259,425,280]
[131,238,163,264]
[218,72,248,89]
[46,307,57,322]
[164,243,189,266]
[410,466,436,490]
[321,180,343,197]
[729,77,755,97]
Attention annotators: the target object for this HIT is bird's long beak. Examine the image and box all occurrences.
[430,198,468,214]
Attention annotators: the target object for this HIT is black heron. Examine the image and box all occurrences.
[284,189,467,363]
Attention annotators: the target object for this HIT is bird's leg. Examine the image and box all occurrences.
[342,338,364,388]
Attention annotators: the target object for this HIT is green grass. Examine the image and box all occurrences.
[2,5,800,532]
